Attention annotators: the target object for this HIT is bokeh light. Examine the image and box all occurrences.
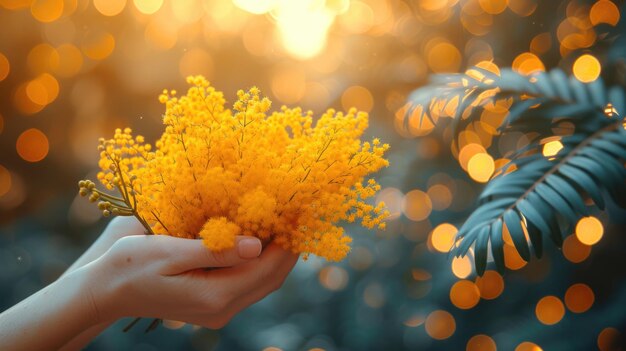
[598,327,622,351]
[562,234,592,263]
[450,279,480,309]
[403,189,432,221]
[575,216,604,245]
[0,165,11,197]
[466,334,497,351]
[430,223,457,253]
[573,54,601,83]
[475,270,504,300]
[0,52,9,81]
[515,341,543,351]
[564,283,594,313]
[425,310,456,340]
[535,296,565,325]
[16,128,50,162]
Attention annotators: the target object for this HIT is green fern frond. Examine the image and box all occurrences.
[406,68,626,275]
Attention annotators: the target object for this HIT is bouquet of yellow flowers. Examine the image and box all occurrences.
[79,76,389,261]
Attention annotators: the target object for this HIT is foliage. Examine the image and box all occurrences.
[406,66,626,275]
[79,76,389,261]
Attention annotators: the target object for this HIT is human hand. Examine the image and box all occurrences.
[84,221,299,329]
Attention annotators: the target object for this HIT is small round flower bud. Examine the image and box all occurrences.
[102,210,111,217]
[79,188,88,196]
[78,180,86,188]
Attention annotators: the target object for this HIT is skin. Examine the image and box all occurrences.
[0,217,299,351]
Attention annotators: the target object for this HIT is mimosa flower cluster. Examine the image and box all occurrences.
[79,76,389,261]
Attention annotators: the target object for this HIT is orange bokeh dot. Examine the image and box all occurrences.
[508,0,537,17]
[341,85,374,113]
[459,143,486,171]
[475,270,504,300]
[512,52,545,75]
[51,44,83,78]
[0,52,9,81]
[562,234,591,263]
[598,327,622,351]
[81,31,116,60]
[0,165,11,197]
[30,0,64,23]
[573,54,601,83]
[590,0,620,26]
[428,42,461,73]
[425,310,456,340]
[450,280,480,309]
[16,128,49,162]
[479,0,507,14]
[427,184,452,211]
[467,334,497,351]
[564,283,594,313]
[93,0,126,16]
[467,153,495,183]
[535,296,565,325]
[575,216,603,245]
[515,341,543,351]
[431,223,457,253]
[452,255,473,279]
[404,189,432,221]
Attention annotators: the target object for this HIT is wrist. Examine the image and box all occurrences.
[77,259,122,323]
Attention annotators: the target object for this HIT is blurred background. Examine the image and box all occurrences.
[1,0,625,350]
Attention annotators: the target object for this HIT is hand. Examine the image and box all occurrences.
[85,219,299,329]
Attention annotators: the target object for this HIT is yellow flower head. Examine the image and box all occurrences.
[80,76,390,261]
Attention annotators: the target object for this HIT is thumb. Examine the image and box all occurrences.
[159,235,262,274]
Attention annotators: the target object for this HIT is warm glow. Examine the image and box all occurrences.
[428,42,462,73]
[94,0,127,16]
[542,140,563,158]
[403,189,433,221]
[341,86,374,113]
[81,31,116,60]
[564,283,594,313]
[479,0,508,14]
[431,223,458,253]
[467,334,497,351]
[590,0,620,26]
[573,54,601,83]
[467,153,495,183]
[575,216,604,245]
[427,184,453,210]
[274,1,335,59]
[452,255,473,279]
[425,310,456,340]
[475,270,504,300]
[562,234,592,263]
[512,52,545,75]
[30,0,64,23]
[133,0,163,15]
[16,128,50,162]
[535,295,565,325]
[319,266,349,291]
[449,280,480,309]
[515,342,543,351]
[597,327,621,351]
[459,143,487,171]
[0,52,9,81]
[0,165,11,197]
[51,44,83,78]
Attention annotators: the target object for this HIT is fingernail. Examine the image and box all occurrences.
[238,238,262,259]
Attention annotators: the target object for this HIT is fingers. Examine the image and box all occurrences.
[159,235,263,274]
[228,245,298,312]
[212,242,299,296]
